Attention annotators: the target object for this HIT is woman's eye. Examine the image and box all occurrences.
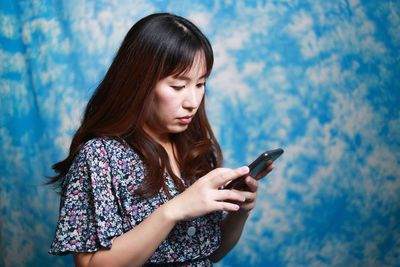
[171,85,185,90]
[196,83,205,88]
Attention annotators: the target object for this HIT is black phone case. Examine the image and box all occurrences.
[224,148,284,190]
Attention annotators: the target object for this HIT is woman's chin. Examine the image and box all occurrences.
[169,124,189,134]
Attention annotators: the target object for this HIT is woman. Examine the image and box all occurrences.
[48,13,274,266]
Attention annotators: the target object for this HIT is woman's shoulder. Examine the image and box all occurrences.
[80,137,131,155]
[68,136,145,182]
[76,137,142,165]
[81,136,125,151]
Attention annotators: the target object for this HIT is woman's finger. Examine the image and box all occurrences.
[217,201,241,211]
[230,189,256,203]
[215,189,246,202]
[210,166,249,188]
[244,176,258,193]
[254,161,274,180]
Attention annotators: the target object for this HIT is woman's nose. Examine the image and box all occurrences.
[182,87,201,109]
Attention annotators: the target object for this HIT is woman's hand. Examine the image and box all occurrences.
[254,161,275,180]
[165,167,250,221]
[209,162,274,262]
[231,161,275,213]
[230,176,258,213]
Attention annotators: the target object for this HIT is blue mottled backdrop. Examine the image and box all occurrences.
[1,0,400,266]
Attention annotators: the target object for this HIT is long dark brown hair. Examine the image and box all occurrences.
[47,13,223,198]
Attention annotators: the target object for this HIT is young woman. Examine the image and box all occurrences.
[48,13,274,266]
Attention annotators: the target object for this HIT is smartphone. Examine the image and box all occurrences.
[224,148,284,190]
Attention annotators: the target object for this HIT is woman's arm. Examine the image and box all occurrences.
[73,202,177,267]
[209,207,251,262]
[74,167,250,267]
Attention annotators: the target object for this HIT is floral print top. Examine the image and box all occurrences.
[49,137,223,266]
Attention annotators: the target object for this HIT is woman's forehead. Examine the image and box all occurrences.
[174,51,207,79]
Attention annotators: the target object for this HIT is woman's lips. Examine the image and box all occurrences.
[178,116,193,124]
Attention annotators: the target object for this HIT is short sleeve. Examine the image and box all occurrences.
[49,139,124,255]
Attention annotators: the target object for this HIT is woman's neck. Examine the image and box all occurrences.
[142,124,169,146]
[142,125,181,177]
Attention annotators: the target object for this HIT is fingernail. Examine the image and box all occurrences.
[240,166,249,173]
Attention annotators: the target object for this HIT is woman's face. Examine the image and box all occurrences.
[144,52,207,142]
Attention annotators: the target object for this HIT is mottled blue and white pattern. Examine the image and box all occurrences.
[1,1,399,266]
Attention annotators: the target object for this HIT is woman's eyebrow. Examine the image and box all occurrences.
[172,74,207,81]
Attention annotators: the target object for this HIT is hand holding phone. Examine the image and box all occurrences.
[224,148,284,190]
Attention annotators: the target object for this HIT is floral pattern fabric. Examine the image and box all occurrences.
[49,137,223,266]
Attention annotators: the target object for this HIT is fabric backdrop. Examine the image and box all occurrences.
[1,0,399,266]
